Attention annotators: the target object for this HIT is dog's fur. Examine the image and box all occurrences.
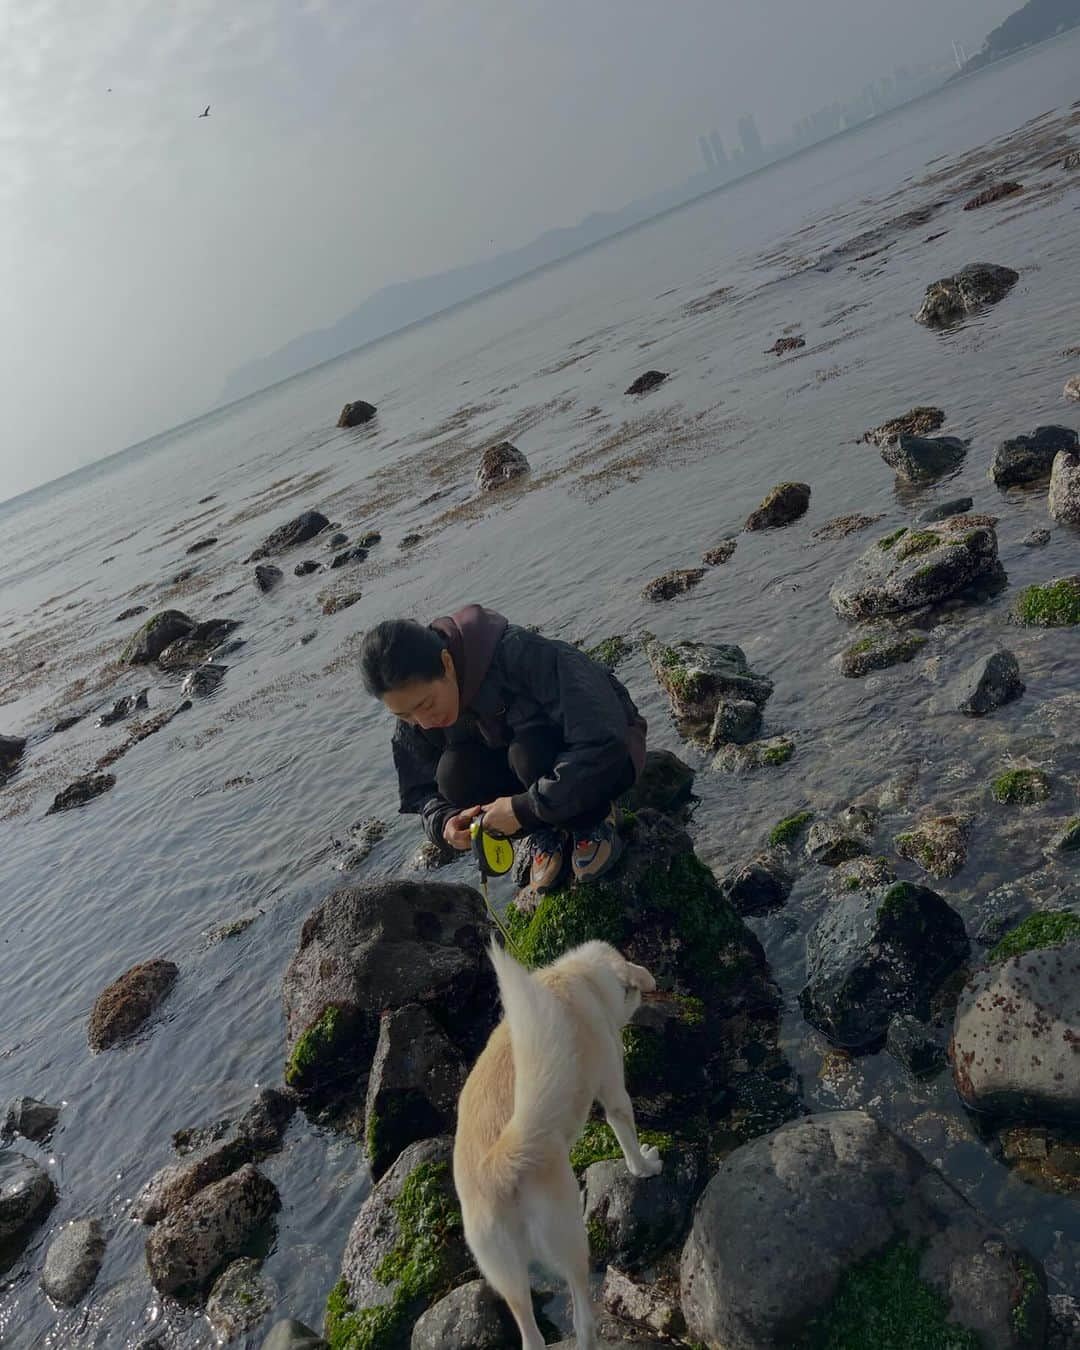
[453,940,661,1350]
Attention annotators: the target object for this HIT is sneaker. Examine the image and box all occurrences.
[527,828,570,895]
[571,806,624,884]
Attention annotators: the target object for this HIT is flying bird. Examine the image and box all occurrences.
[198,105,210,118]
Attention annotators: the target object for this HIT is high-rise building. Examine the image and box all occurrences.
[708,130,729,172]
[738,113,763,161]
[698,135,717,171]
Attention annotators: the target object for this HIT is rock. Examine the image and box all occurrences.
[702,537,737,566]
[585,635,630,671]
[1049,1296,1080,1350]
[952,936,1080,1122]
[172,566,197,584]
[804,816,870,867]
[337,400,377,427]
[1064,375,1080,402]
[719,856,793,916]
[282,879,495,1099]
[330,546,368,569]
[134,1138,253,1225]
[839,627,925,678]
[918,496,973,523]
[886,1015,947,1080]
[114,604,148,622]
[475,441,530,492]
[1065,151,1080,171]
[680,1110,1047,1349]
[40,1218,106,1305]
[765,336,805,355]
[335,817,388,871]
[170,1087,295,1161]
[181,664,227,698]
[206,1257,275,1340]
[639,568,705,601]
[914,262,1019,327]
[812,513,884,540]
[1011,575,1080,626]
[991,768,1052,805]
[330,1138,470,1347]
[146,1163,279,1297]
[326,531,348,548]
[99,689,149,726]
[648,639,773,740]
[156,637,215,669]
[410,1279,517,1350]
[262,1321,328,1350]
[322,591,362,615]
[894,814,970,880]
[963,180,1023,209]
[88,958,178,1050]
[1049,449,1080,524]
[800,881,969,1050]
[356,529,381,547]
[1023,527,1051,547]
[186,536,218,554]
[584,1148,702,1273]
[255,563,283,593]
[47,773,116,815]
[829,519,1001,620]
[1051,818,1080,853]
[2,1097,60,1144]
[743,481,811,530]
[122,610,195,664]
[294,560,320,576]
[863,407,945,447]
[399,532,422,549]
[364,1005,465,1179]
[618,749,695,818]
[881,433,967,482]
[600,1268,686,1338]
[248,511,330,561]
[992,425,1078,487]
[712,735,794,773]
[708,698,761,746]
[952,649,1024,715]
[408,839,460,871]
[625,370,668,395]
[0,736,26,779]
[0,1151,55,1243]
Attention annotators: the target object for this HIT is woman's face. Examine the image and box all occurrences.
[381,649,460,730]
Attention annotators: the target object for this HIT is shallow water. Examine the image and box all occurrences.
[1,30,1079,1347]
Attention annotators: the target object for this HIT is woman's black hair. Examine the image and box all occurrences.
[360,619,447,697]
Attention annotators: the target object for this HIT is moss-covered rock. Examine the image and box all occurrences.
[585,635,629,671]
[744,482,811,531]
[713,735,794,773]
[863,407,945,448]
[618,748,695,819]
[329,1139,469,1350]
[991,768,1051,805]
[1050,817,1080,853]
[122,610,195,664]
[989,911,1080,964]
[840,629,926,678]
[893,815,971,880]
[1011,576,1080,627]
[767,811,813,848]
[647,639,773,741]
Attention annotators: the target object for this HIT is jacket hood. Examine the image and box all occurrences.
[430,604,509,710]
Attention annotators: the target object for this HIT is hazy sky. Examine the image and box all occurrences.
[2,0,1014,502]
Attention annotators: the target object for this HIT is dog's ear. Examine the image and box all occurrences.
[621,959,656,993]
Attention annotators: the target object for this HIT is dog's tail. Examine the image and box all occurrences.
[484,941,576,1196]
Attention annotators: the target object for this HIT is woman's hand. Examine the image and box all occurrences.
[479,796,521,837]
[443,805,483,851]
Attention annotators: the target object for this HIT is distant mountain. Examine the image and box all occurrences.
[219,178,704,405]
[960,0,1080,74]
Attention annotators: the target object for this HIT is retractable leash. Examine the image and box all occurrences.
[469,814,524,959]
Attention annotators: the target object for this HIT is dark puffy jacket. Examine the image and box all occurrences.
[391,608,646,845]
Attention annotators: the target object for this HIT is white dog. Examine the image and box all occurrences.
[453,940,662,1350]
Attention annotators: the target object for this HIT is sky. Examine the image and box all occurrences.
[1,0,1016,503]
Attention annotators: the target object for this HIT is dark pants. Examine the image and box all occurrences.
[435,726,633,831]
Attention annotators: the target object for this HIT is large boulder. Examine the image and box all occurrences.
[475,441,529,492]
[134,1137,254,1225]
[410,1279,517,1350]
[680,1110,1047,1349]
[1048,449,1080,524]
[248,511,330,561]
[122,610,195,664]
[145,1163,279,1296]
[41,1217,106,1305]
[718,855,792,916]
[0,1151,55,1245]
[799,880,969,1050]
[914,262,1019,327]
[881,434,967,483]
[647,639,773,740]
[337,400,377,427]
[829,520,1001,621]
[364,1005,466,1180]
[951,935,1080,1123]
[88,958,178,1050]
[991,425,1078,488]
[328,1138,471,1349]
[282,880,495,1100]
[583,1147,703,1273]
[743,482,810,531]
[951,649,1024,715]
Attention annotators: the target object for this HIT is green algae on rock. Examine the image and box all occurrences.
[768,811,814,848]
[991,769,1051,805]
[989,911,1080,964]
[1011,576,1080,627]
[840,629,925,678]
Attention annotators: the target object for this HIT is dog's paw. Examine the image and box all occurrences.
[629,1144,663,1177]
